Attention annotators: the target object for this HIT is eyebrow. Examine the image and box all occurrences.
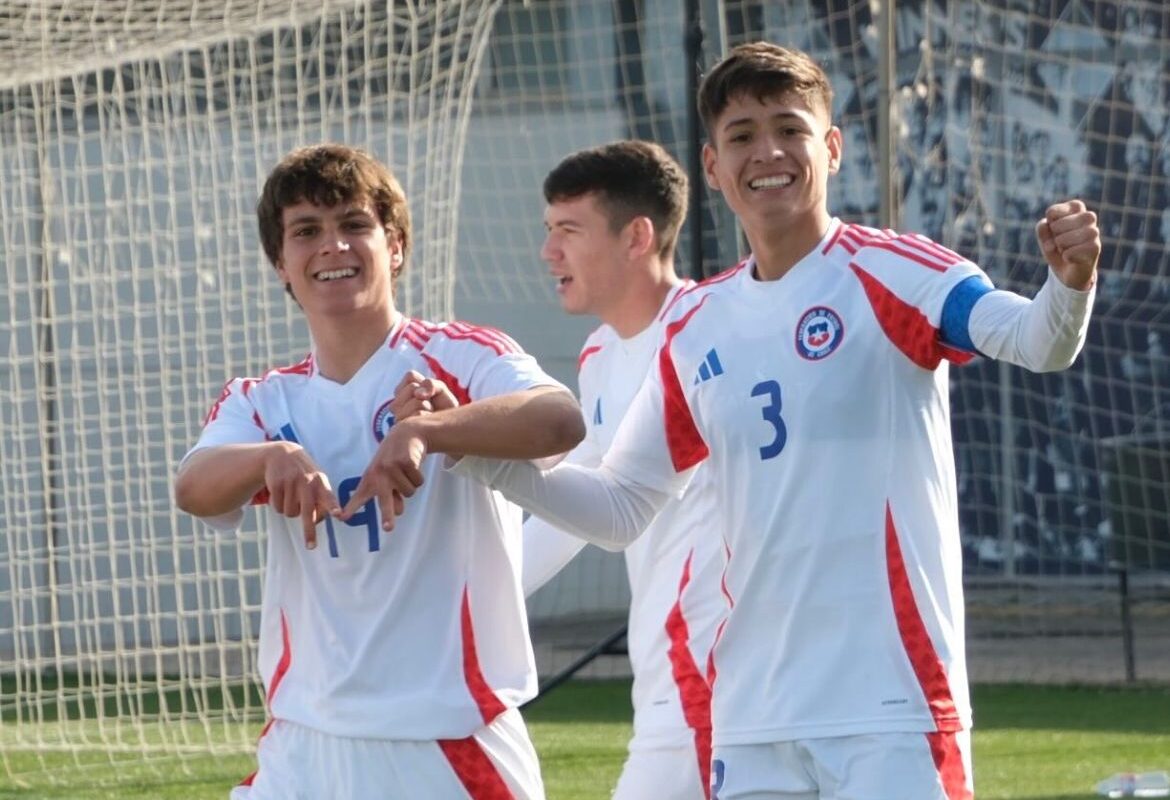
[722,111,807,131]
[285,207,375,227]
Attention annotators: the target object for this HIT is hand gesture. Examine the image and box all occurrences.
[391,369,460,421]
[263,441,341,550]
[1035,200,1100,291]
[339,420,428,532]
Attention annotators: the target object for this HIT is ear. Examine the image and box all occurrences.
[388,233,406,279]
[702,142,722,191]
[826,125,843,175]
[625,216,656,259]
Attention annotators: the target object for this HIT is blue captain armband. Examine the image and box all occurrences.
[939,275,995,354]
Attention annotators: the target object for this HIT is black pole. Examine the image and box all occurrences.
[685,0,705,281]
[1116,565,1136,683]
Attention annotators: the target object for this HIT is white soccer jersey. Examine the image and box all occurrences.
[451,217,1095,750]
[605,219,988,745]
[523,285,724,762]
[186,316,559,741]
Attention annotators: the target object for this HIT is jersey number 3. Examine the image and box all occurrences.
[750,380,787,460]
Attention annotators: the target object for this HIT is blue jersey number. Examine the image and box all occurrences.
[322,476,380,558]
[751,380,787,460]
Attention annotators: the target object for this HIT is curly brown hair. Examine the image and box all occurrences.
[256,144,412,274]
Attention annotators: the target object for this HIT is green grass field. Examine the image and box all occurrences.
[1,681,1166,799]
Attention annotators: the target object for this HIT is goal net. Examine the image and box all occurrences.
[0,0,500,784]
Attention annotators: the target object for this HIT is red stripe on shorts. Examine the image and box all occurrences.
[927,731,973,800]
[438,736,515,799]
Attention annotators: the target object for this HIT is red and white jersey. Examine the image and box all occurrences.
[606,219,987,745]
[186,316,560,740]
[524,284,723,754]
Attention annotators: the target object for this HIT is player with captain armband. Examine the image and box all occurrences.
[386,43,1102,799]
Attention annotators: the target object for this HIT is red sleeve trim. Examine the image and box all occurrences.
[659,299,710,472]
[850,264,974,369]
[421,353,473,406]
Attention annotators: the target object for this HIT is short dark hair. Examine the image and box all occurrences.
[698,42,835,136]
[543,140,688,260]
[256,143,412,270]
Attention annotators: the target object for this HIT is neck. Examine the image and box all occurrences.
[745,208,833,281]
[605,267,683,339]
[310,306,399,383]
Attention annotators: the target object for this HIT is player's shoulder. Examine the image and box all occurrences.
[577,323,615,372]
[231,354,314,393]
[204,354,312,422]
[394,316,526,358]
[658,260,746,331]
[828,220,970,274]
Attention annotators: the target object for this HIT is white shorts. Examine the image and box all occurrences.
[710,730,972,800]
[230,708,545,800]
[612,744,709,800]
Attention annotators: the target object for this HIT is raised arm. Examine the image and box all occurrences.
[954,200,1100,372]
[340,384,584,529]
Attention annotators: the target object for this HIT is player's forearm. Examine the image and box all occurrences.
[408,386,585,460]
[968,268,1095,372]
[451,456,667,551]
[174,443,281,518]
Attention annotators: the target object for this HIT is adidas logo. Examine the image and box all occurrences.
[693,348,724,384]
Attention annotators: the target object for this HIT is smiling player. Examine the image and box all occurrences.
[174,143,583,800]
[433,43,1101,799]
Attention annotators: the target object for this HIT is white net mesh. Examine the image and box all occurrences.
[0,0,500,782]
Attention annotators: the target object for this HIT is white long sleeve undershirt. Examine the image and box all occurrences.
[453,268,1096,549]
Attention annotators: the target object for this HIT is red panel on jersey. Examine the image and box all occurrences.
[421,353,473,407]
[885,506,961,732]
[437,736,515,799]
[266,610,293,706]
[659,300,710,472]
[460,588,508,724]
[851,264,974,370]
[927,731,973,800]
[664,550,713,800]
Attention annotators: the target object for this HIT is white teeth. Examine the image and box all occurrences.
[316,268,357,281]
[750,175,793,189]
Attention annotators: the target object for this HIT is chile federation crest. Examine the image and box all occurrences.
[372,399,397,442]
[795,306,845,361]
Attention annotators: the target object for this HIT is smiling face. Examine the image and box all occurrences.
[275,198,403,325]
[540,193,633,318]
[702,90,841,239]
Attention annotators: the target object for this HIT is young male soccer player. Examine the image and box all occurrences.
[528,141,723,799]
[173,143,583,799]
[428,43,1102,799]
